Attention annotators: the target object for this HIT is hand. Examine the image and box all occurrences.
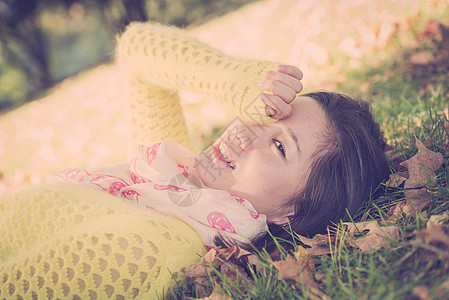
[258,65,303,119]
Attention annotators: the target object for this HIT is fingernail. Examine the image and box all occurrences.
[258,81,264,88]
[265,105,276,117]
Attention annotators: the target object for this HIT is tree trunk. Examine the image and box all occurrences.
[23,13,53,92]
[123,0,148,23]
[0,4,53,97]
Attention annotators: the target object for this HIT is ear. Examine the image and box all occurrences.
[270,204,295,225]
[271,213,293,226]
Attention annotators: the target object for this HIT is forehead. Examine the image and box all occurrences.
[290,96,325,118]
[284,96,327,132]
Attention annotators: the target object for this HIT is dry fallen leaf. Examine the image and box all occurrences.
[411,223,449,265]
[270,245,319,290]
[427,212,449,228]
[294,246,316,271]
[386,188,433,222]
[198,281,231,300]
[385,173,407,187]
[400,136,443,189]
[246,252,265,273]
[419,223,449,250]
[305,287,331,300]
[386,200,407,223]
[403,188,433,214]
[270,255,317,288]
[344,221,400,252]
[409,223,449,299]
[296,233,333,256]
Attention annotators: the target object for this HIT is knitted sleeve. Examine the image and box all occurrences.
[116,22,279,150]
[0,183,206,299]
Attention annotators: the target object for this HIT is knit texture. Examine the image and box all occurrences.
[116,22,279,152]
[0,183,206,299]
[129,76,194,152]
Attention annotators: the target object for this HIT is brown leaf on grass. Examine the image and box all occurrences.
[344,221,400,252]
[385,200,407,223]
[305,287,331,300]
[198,281,231,300]
[403,188,433,213]
[385,173,407,187]
[400,136,443,189]
[270,246,319,290]
[386,188,433,222]
[314,273,326,282]
[270,255,318,288]
[419,223,449,249]
[296,233,333,256]
[411,223,449,263]
[294,245,316,271]
[288,247,331,300]
[184,246,252,298]
[246,252,265,273]
[428,212,449,227]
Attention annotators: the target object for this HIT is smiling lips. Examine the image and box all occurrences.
[214,141,236,170]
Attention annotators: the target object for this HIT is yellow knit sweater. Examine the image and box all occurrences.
[0,22,278,299]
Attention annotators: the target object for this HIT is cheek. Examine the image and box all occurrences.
[256,166,300,199]
[239,160,281,193]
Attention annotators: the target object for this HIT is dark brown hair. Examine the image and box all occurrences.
[248,92,390,252]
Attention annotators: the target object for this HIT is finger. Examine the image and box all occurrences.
[261,93,292,120]
[264,70,303,94]
[276,65,303,81]
[259,79,298,104]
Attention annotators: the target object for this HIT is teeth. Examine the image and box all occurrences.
[219,143,230,160]
[219,143,235,170]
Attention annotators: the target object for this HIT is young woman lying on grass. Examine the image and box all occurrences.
[55,22,390,250]
[0,22,390,298]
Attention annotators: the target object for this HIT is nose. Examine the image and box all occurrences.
[226,121,274,153]
[237,131,254,151]
[223,121,255,154]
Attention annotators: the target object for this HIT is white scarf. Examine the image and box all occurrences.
[54,141,267,247]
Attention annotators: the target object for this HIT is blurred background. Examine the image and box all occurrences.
[1,0,448,196]
[0,0,255,112]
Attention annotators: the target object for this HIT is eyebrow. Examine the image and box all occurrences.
[288,127,301,154]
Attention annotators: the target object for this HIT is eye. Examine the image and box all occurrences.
[273,139,286,157]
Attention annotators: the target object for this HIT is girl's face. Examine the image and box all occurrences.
[195,97,328,224]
